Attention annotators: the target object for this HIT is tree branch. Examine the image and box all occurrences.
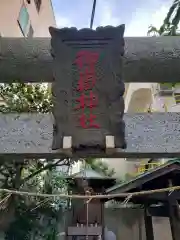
[0,169,10,178]
[20,159,70,185]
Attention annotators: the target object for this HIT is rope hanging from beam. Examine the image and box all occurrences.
[0,185,179,199]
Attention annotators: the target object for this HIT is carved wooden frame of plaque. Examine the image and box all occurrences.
[50,25,126,153]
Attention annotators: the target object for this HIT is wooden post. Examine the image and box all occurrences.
[144,207,154,240]
[168,199,180,240]
[167,179,180,240]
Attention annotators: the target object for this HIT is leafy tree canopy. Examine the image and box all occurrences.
[0,82,115,239]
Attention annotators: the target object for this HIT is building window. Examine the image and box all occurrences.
[34,0,42,12]
[27,24,34,38]
[174,92,180,104]
[18,5,29,36]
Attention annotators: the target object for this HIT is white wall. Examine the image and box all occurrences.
[103,83,154,178]
[125,83,154,112]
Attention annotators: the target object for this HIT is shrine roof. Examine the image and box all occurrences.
[69,168,114,179]
[106,159,180,195]
[67,168,116,189]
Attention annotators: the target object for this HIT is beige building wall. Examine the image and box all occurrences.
[0,0,56,37]
[106,82,180,178]
[103,82,179,178]
[102,83,154,179]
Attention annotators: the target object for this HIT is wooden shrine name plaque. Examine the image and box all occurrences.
[50,25,126,153]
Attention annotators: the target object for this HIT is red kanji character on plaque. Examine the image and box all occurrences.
[74,91,98,110]
[73,50,100,129]
[75,50,99,70]
[75,50,99,92]
[79,113,100,129]
[77,67,96,92]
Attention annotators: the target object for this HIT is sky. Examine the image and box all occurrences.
[51,0,173,36]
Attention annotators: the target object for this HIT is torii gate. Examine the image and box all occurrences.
[0,25,180,240]
[0,26,180,159]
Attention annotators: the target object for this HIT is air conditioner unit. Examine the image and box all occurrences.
[156,84,174,96]
[173,88,180,104]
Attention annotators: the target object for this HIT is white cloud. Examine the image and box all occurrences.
[94,0,171,36]
[55,14,87,29]
[98,2,120,27]
[125,2,171,36]
[55,15,73,28]
[150,5,170,29]
[94,0,120,28]
[54,0,173,36]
